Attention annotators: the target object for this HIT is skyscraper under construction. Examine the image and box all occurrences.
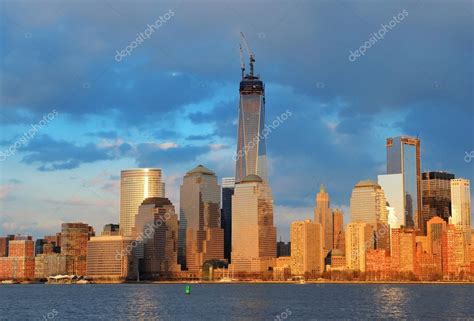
[235,33,268,183]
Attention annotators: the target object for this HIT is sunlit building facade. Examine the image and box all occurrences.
[345,222,374,272]
[386,136,421,229]
[314,184,333,254]
[333,209,345,253]
[61,223,94,276]
[378,173,404,228]
[391,227,417,273]
[230,175,276,273]
[450,178,471,245]
[290,220,324,276]
[179,165,223,271]
[350,180,388,226]
[119,168,164,237]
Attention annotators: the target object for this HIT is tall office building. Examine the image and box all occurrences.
[386,136,421,229]
[230,175,276,273]
[333,208,345,253]
[60,223,95,276]
[421,171,454,234]
[135,197,180,275]
[221,177,235,263]
[350,180,388,226]
[345,222,374,272]
[235,49,268,184]
[378,173,404,228]
[314,185,333,254]
[450,178,471,244]
[120,168,164,237]
[179,165,223,271]
[427,216,448,274]
[391,227,417,273]
[290,220,324,276]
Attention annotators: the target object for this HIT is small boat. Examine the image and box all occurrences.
[1,280,20,284]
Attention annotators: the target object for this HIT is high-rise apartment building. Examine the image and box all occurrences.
[290,220,324,276]
[314,185,333,254]
[333,208,345,253]
[345,222,374,272]
[179,165,223,271]
[135,197,180,276]
[221,177,235,263]
[391,228,417,273]
[235,51,268,183]
[119,168,164,237]
[230,175,276,273]
[386,136,421,229]
[450,178,471,244]
[60,223,94,276]
[421,172,454,234]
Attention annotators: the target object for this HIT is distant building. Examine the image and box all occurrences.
[135,197,180,276]
[427,216,448,275]
[290,220,324,276]
[43,233,61,253]
[102,224,120,236]
[230,175,276,274]
[221,177,235,263]
[314,185,333,255]
[350,180,388,226]
[120,168,164,237]
[446,224,470,277]
[378,173,404,228]
[61,223,95,276]
[332,209,345,253]
[328,249,346,271]
[345,222,374,272]
[0,239,35,280]
[386,136,421,229]
[86,236,138,280]
[0,237,8,257]
[179,165,224,271]
[421,171,454,234]
[391,228,417,274]
[277,240,291,257]
[366,249,391,279]
[450,178,471,245]
[35,254,67,279]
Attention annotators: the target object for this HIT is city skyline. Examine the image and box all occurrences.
[0,1,473,243]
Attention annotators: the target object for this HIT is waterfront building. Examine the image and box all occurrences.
[119,168,164,237]
[34,254,67,279]
[60,223,94,276]
[391,228,417,274]
[314,184,333,254]
[221,177,235,263]
[345,222,374,272]
[366,249,391,279]
[427,216,448,274]
[446,224,470,277]
[86,236,138,280]
[273,256,292,280]
[450,178,471,244]
[290,220,324,276]
[386,136,421,229]
[230,175,276,274]
[0,239,35,280]
[421,171,454,234]
[135,197,180,276]
[179,165,223,271]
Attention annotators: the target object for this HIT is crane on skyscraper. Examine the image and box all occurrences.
[240,32,255,78]
[239,44,245,79]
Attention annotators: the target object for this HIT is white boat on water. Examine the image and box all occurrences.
[1,280,20,284]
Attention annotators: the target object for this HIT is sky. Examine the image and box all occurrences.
[0,0,473,241]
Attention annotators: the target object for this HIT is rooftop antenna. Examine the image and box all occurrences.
[240,32,255,77]
[239,44,245,79]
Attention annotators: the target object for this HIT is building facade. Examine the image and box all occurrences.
[345,222,374,272]
[60,223,94,276]
[332,208,345,253]
[290,220,324,276]
[230,175,276,274]
[179,165,223,271]
[386,136,422,229]
[119,168,164,237]
[314,185,333,255]
[450,178,471,245]
[221,177,235,263]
